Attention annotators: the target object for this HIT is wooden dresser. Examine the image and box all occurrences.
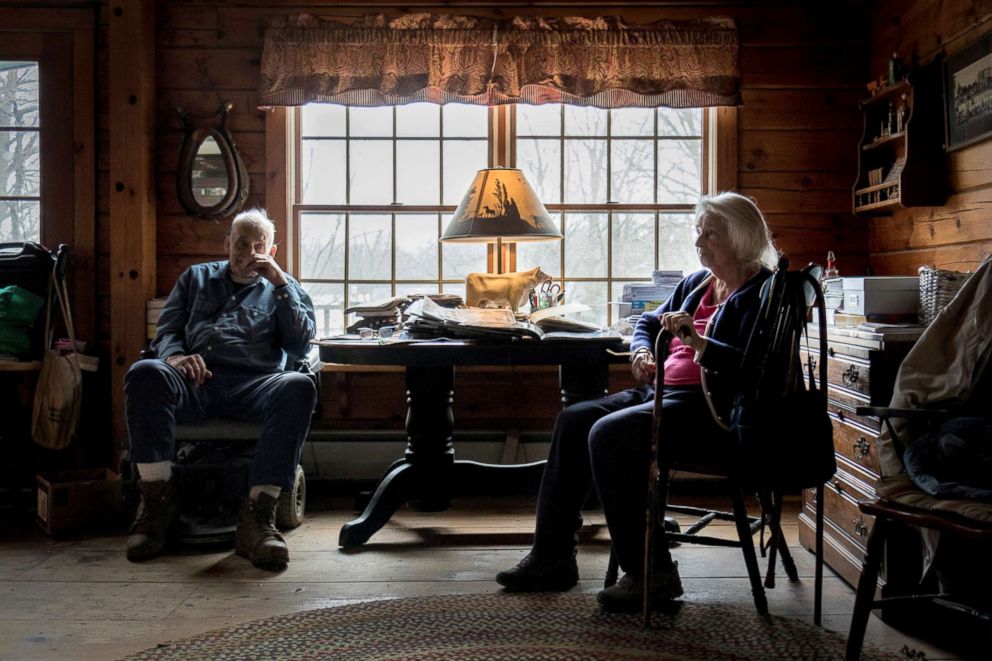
[798,325,920,593]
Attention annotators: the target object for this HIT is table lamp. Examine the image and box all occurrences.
[440,167,562,273]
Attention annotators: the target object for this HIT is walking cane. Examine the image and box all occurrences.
[642,327,687,627]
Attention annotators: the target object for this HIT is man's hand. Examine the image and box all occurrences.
[165,353,213,386]
[631,349,656,385]
[243,253,288,287]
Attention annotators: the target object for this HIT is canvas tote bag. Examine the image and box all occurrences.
[32,271,82,449]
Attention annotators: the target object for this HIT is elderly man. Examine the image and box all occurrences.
[124,208,316,569]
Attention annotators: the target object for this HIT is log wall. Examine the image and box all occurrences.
[868,0,992,274]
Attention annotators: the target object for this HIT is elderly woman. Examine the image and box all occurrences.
[496,192,779,612]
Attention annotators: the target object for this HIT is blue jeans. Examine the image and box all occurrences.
[532,385,733,576]
[124,359,316,491]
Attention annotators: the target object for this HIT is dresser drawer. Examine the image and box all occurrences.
[803,348,873,399]
[806,469,875,547]
[831,416,881,475]
[827,388,881,433]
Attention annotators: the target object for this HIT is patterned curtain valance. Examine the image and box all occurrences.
[258,14,741,109]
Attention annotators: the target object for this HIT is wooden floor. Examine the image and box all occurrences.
[0,490,963,660]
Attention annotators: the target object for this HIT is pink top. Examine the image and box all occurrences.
[663,283,720,386]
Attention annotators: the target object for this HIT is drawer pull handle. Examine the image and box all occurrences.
[853,436,871,460]
[832,479,843,493]
[842,364,861,388]
[835,409,846,422]
[853,518,868,537]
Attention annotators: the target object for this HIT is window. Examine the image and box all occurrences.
[0,61,40,243]
[294,104,705,337]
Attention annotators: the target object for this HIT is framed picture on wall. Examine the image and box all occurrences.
[944,34,992,152]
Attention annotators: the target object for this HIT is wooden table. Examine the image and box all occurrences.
[315,336,627,547]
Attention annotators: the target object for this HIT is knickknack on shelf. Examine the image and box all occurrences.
[853,60,946,215]
[176,102,250,219]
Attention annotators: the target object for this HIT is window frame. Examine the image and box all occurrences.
[266,105,737,333]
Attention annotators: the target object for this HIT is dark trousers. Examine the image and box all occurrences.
[124,359,317,491]
[532,385,732,577]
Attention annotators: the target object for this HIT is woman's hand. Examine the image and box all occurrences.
[631,349,656,385]
[661,311,703,351]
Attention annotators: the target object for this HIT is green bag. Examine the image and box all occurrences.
[0,284,45,358]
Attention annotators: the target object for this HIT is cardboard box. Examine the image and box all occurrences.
[36,469,121,536]
[842,276,919,316]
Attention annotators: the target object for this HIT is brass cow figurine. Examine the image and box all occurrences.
[465,266,550,311]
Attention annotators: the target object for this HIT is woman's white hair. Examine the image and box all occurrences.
[231,208,276,245]
[694,192,778,270]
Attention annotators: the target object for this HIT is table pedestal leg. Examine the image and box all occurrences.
[339,366,454,547]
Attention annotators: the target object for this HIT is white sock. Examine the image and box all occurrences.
[137,461,172,483]
[249,485,281,501]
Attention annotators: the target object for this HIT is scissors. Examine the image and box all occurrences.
[539,279,561,297]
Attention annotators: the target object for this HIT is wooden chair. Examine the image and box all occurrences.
[845,406,992,660]
[606,259,833,626]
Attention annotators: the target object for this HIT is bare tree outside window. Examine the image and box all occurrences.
[0,61,41,244]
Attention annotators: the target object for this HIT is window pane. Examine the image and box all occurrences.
[657,140,701,203]
[299,213,346,280]
[307,283,345,338]
[350,140,393,204]
[0,200,40,243]
[396,103,439,137]
[563,280,607,326]
[515,215,561,278]
[611,108,654,137]
[517,104,561,136]
[348,214,392,280]
[659,213,701,274]
[612,213,655,278]
[442,104,487,137]
[518,138,561,204]
[0,129,40,196]
[610,140,654,204]
[564,212,607,277]
[443,140,487,205]
[300,140,346,204]
[301,104,346,137]
[659,108,702,137]
[564,140,608,203]
[441,241,486,281]
[564,106,606,136]
[397,140,439,204]
[396,282,440,298]
[0,62,39,128]
[349,106,392,137]
[396,214,438,280]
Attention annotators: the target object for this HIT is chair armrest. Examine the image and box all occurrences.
[855,406,951,422]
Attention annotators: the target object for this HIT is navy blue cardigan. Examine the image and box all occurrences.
[630,267,772,426]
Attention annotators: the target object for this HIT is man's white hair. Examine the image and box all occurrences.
[231,208,276,244]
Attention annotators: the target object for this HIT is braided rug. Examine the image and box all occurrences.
[125,592,900,660]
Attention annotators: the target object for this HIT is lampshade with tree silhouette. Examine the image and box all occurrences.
[440,168,562,244]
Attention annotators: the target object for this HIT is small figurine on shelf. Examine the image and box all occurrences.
[888,52,902,85]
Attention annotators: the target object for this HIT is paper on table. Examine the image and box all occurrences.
[529,302,590,323]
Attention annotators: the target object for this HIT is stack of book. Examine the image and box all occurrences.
[345,296,410,332]
[617,270,682,318]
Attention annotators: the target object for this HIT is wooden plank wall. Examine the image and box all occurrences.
[94,1,868,433]
[868,0,992,274]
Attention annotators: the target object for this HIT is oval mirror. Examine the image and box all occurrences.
[177,119,249,219]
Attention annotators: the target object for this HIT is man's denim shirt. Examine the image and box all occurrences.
[151,261,316,373]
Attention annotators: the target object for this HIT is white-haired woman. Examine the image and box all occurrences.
[496,192,779,612]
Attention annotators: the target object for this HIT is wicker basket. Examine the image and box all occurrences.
[918,265,970,325]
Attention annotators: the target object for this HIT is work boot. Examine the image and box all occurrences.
[495,552,579,592]
[126,479,176,562]
[597,561,683,613]
[235,492,289,569]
